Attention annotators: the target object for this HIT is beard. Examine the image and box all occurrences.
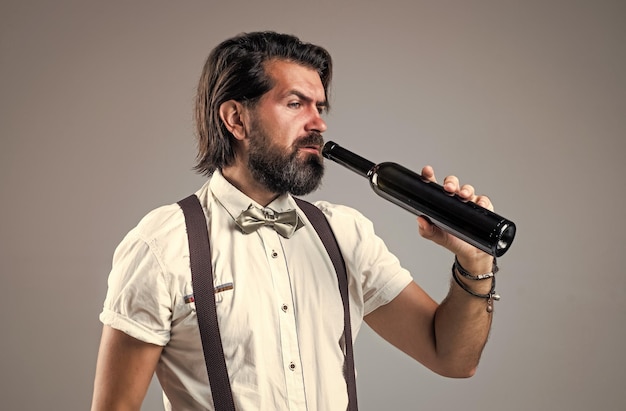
[247,120,325,196]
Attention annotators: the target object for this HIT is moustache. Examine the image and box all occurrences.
[295,132,325,150]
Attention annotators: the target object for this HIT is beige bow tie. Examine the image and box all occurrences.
[235,205,304,238]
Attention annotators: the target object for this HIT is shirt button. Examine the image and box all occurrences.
[271,250,278,258]
[289,362,296,371]
[281,304,288,312]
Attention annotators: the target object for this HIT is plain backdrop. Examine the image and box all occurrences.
[1,1,625,410]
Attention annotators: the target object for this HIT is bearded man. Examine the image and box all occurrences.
[92,31,497,411]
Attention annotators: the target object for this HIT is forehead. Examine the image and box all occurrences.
[263,59,325,100]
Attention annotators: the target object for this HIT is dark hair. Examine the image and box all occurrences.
[194,31,333,175]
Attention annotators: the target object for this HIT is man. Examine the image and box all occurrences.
[92,31,498,410]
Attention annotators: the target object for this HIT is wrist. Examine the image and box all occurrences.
[451,257,500,313]
[455,253,493,276]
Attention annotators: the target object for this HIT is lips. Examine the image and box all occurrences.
[298,144,321,155]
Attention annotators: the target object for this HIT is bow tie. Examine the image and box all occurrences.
[235,205,304,238]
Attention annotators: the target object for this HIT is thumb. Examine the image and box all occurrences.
[417,216,447,245]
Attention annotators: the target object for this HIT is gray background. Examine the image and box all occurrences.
[1,0,625,410]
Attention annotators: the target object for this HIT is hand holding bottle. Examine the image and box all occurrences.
[417,165,495,273]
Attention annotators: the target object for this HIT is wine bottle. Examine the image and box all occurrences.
[322,141,516,257]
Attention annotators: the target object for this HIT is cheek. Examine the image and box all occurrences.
[256,109,302,146]
[273,123,299,146]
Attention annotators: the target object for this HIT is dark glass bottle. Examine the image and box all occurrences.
[322,141,516,257]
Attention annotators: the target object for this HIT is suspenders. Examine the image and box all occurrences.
[178,195,235,409]
[177,195,358,411]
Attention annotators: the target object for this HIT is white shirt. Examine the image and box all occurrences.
[100,170,413,410]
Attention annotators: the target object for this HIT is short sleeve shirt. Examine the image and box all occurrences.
[100,170,413,410]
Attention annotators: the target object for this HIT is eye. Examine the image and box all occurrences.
[288,101,302,109]
[316,102,328,114]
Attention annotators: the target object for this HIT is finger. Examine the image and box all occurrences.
[443,175,459,193]
[474,195,494,211]
[417,216,451,248]
[417,216,437,238]
[421,165,436,183]
[458,184,475,200]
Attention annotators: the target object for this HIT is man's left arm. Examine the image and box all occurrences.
[365,165,497,378]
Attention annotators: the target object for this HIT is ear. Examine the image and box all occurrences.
[219,100,247,141]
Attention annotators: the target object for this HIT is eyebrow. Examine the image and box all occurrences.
[288,89,328,112]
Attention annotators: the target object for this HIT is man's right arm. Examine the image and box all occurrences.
[91,325,163,411]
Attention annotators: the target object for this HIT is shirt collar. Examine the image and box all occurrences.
[207,169,300,220]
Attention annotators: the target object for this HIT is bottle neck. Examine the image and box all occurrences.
[322,141,375,178]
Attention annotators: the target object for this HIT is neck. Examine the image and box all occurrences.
[221,162,281,207]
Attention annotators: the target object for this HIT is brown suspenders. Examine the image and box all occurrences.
[178,195,358,411]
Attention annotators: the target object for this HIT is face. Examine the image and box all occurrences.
[245,60,328,196]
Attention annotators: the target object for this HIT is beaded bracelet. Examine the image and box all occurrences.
[451,259,501,313]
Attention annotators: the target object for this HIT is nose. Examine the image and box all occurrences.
[305,109,327,133]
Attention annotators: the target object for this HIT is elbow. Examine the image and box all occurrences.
[428,340,483,378]
[431,360,479,379]
[449,366,477,379]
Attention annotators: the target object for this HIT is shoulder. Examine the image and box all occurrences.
[129,201,190,245]
[116,179,214,259]
[131,178,212,243]
[308,200,374,231]
[112,201,189,269]
[297,199,379,248]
